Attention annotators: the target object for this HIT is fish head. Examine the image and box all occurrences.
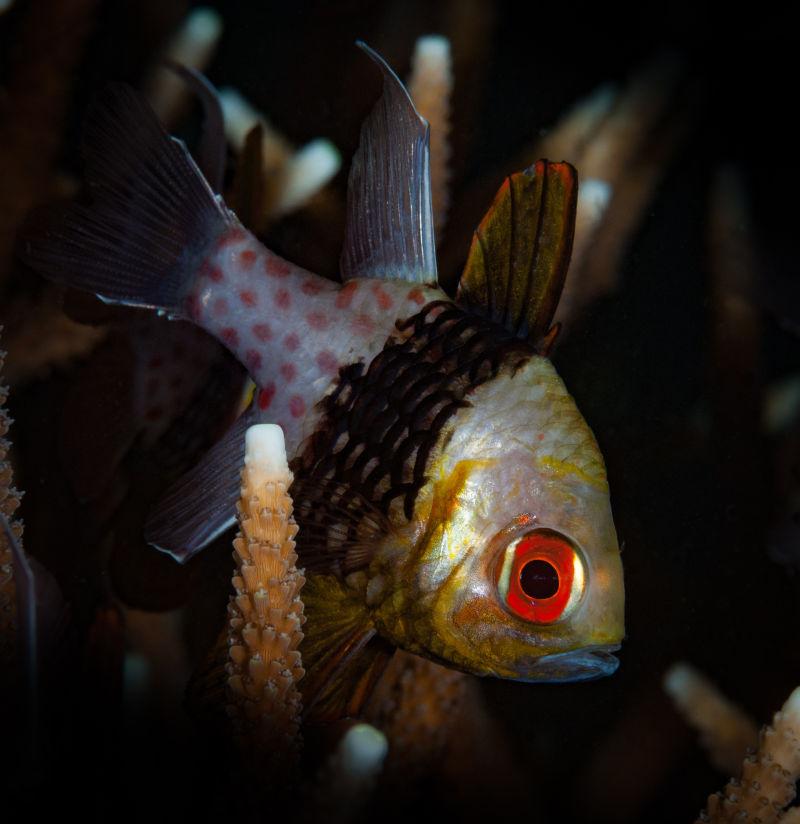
[377,354,624,682]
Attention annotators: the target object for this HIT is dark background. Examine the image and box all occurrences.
[1,1,798,822]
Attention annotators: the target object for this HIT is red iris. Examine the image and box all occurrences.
[505,531,576,623]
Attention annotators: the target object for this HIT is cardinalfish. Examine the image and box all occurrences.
[24,43,624,720]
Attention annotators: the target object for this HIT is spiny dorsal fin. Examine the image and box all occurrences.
[340,41,437,286]
[456,160,578,348]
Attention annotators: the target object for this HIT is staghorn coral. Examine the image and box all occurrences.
[1,292,107,385]
[698,686,800,824]
[0,0,99,288]
[0,341,23,668]
[310,722,389,823]
[665,662,759,775]
[365,649,467,783]
[407,35,453,239]
[545,54,688,331]
[220,88,340,220]
[145,6,224,126]
[225,424,306,769]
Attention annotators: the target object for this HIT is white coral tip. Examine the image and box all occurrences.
[783,686,800,722]
[415,35,450,63]
[278,139,341,214]
[184,7,222,42]
[245,424,289,478]
[338,723,389,779]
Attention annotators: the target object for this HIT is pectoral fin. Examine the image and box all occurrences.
[340,42,437,286]
[300,573,393,723]
[457,160,578,349]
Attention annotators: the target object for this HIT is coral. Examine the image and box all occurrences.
[145,7,224,125]
[536,55,687,330]
[0,0,99,288]
[310,723,389,823]
[1,292,107,385]
[0,341,23,668]
[665,662,758,775]
[698,686,800,824]
[408,35,453,238]
[225,424,306,769]
[220,88,340,219]
[365,650,467,783]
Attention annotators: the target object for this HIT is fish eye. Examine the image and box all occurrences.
[519,559,559,599]
[496,529,585,624]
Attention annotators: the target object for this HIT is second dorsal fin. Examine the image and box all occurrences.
[456,160,578,348]
[340,42,437,286]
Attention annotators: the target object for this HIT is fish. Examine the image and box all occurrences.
[22,43,625,721]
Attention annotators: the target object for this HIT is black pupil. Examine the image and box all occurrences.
[519,560,559,599]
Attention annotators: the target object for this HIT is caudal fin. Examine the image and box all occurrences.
[20,84,233,316]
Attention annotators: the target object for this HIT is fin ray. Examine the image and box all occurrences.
[163,63,227,193]
[21,84,232,316]
[144,409,254,562]
[340,42,437,285]
[292,475,394,575]
[457,160,578,347]
[301,573,393,722]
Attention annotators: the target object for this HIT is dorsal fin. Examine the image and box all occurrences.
[340,42,437,286]
[456,160,578,348]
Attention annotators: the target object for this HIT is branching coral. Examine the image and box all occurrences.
[1,292,107,385]
[698,686,800,823]
[220,88,340,219]
[0,343,23,667]
[310,723,389,823]
[0,0,99,288]
[145,7,224,125]
[665,662,759,774]
[665,663,800,822]
[225,424,306,769]
[365,650,467,783]
[408,35,453,238]
[536,55,687,330]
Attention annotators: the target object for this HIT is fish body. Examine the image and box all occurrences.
[183,223,440,451]
[23,43,624,719]
[293,298,622,711]
[368,354,620,681]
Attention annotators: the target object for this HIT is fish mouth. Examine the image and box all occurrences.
[516,644,620,683]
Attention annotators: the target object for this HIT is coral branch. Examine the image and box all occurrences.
[0,0,99,288]
[664,662,758,775]
[365,650,466,784]
[220,89,340,218]
[225,424,306,769]
[408,35,453,239]
[0,341,23,670]
[538,55,687,331]
[1,292,107,385]
[311,723,389,822]
[145,7,223,125]
[699,687,800,823]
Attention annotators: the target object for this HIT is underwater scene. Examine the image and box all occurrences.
[1,2,798,822]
